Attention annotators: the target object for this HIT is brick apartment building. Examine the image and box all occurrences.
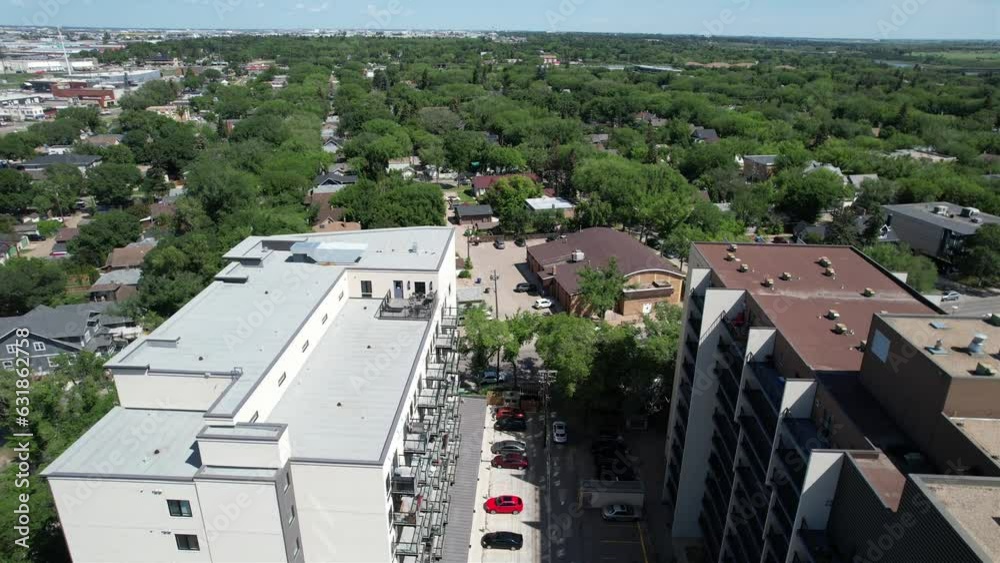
[663,242,1000,563]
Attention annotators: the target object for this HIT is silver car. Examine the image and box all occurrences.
[552,421,568,444]
[601,504,640,522]
[491,440,527,455]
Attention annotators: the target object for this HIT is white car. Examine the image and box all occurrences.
[552,421,568,444]
[601,504,640,522]
[533,298,553,309]
[941,291,961,302]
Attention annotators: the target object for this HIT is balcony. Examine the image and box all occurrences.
[709,452,735,489]
[799,523,848,563]
[735,513,763,562]
[740,433,767,485]
[394,524,426,558]
[434,330,456,350]
[391,458,430,495]
[768,529,790,563]
[701,493,726,539]
[393,492,426,527]
[784,417,830,458]
[699,514,722,563]
[725,529,751,563]
[679,379,693,406]
[774,468,801,524]
[441,307,460,329]
[748,360,785,412]
[685,334,699,360]
[682,360,695,385]
[714,414,738,461]
[416,385,448,409]
[740,414,774,471]
[736,465,763,501]
[745,388,778,436]
[717,368,739,416]
[377,291,438,320]
[774,446,806,491]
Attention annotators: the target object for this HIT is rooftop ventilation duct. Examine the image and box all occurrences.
[738,263,749,273]
[834,323,848,335]
[818,256,831,267]
[932,204,949,215]
[988,313,1000,327]
[725,252,736,262]
[823,267,836,277]
[780,272,792,281]
[826,309,840,320]
[762,277,774,288]
[862,287,876,297]
[927,339,948,355]
[571,249,586,262]
[969,333,988,355]
[727,243,738,252]
[961,206,980,218]
[974,362,996,377]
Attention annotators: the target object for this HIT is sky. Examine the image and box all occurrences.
[1,0,997,40]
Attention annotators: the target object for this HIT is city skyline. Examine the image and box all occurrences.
[0,0,997,40]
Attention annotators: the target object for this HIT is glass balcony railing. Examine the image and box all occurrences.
[745,388,778,436]
[740,414,774,471]
[740,433,767,485]
[748,361,785,411]
[774,469,801,524]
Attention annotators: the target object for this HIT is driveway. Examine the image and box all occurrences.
[459,237,557,319]
[22,212,85,259]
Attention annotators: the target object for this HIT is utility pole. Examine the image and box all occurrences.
[490,269,501,376]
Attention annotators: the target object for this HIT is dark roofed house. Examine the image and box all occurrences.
[84,134,123,147]
[20,154,102,174]
[692,126,720,144]
[104,240,157,271]
[88,268,142,303]
[471,173,541,198]
[742,154,778,181]
[312,172,359,191]
[0,303,140,373]
[636,111,668,127]
[883,202,1000,261]
[454,204,494,226]
[526,227,685,318]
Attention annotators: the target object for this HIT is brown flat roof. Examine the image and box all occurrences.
[950,417,1000,461]
[922,478,1000,561]
[529,227,681,295]
[850,452,906,510]
[694,243,939,372]
[882,315,1000,377]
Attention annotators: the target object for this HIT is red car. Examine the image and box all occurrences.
[484,495,524,515]
[491,453,529,469]
[495,407,526,420]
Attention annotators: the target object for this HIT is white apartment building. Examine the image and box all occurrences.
[43,227,462,563]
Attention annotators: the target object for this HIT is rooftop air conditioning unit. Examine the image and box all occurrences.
[961,206,980,218]
[932,204,949,215]
[762,277,775,288]
[780,272,793,281]
[738,263,749,273]
[969,333,988,355]
[571,249,585,262]
[818,256,831,267]
[826,309,840,320]
[833,323,848,335]
[725,252,736,262]
[862,287,876,297]
[824,267,836,277]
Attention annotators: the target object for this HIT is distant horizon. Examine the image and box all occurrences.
[0,0,996,42]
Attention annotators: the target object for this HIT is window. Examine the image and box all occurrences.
[338,290,345,301]
[301,340,310,353]
[871,330,890,363]
[293,537,301,557]
[361,280,373,298]
[321,313,329,324]
[278,372,287,386]
[175,534,199,551]
[288,504,296,524]
[5,345,15,354]
[167,499,193,518]
[47,357,58,368]
[2,360,13,369]
[429,281,434,292]
[284,471,292,492]
[249,411,259,423]
[33,342,45,352]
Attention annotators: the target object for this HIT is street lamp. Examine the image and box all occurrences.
[490,270,502,376]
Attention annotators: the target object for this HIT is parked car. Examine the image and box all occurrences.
[492,452,529,469]
[533,297,553,309]
[494,238,506,249]
[481,531,524,550]
[514,282,534,293]
[484,495,524,514]
[601,504,641,522]
[941,291,962,302]
[491,440,527,455]
[552,420,568,444]
[480,369,510,385]
[494,418,527,432]
[496,407,526,420]
[514,237,526,247]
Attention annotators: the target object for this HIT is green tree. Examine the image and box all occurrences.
[956,224,1000,287]
[86,163,143,208]
[535,314,598,398]
[0,258,67,316]
[0,170,34,215]
[462,307,511,373]
[69,210,142,267]
[776,169,851,223]
[577,257,624,317]
[864,243,938,292]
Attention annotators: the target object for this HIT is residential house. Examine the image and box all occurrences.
[883,202,1000,261]
[540,53,560,66]
[792,215,898,244]
[454,204,494,226]
[45,145,74,155]
[83,133,124,147]
[104,240,157,271]
[0,233,28,262]
[50,227,79,258]
[313,171,359,191]
[636,111,668,127]
[0,303,140,373]
[525,196,575,219]
[890,147,957,163]
[742,154,778,181]
[471,173,541,198]
[526,227,685,317]
[588,133,610,150]
[88,268,142,303]
[322,137,343,154]
[846,173,879,191]
[20,154,102,175]
[386,156,422,179]
[13,222,43,241]
[691,126,720,144]
[312,218,362,233]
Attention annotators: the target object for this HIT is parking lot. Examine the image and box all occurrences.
[465,400,662,563]
[459,234,561,319]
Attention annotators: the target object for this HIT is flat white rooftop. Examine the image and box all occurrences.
[107,227,454,418]
[266,298,430,462]
[42,407,204,479]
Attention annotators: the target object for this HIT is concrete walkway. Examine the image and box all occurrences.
[441,395,488,563]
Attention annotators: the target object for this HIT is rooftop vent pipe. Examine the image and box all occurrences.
[969,333,988,355]
[818,256,832,267]
[725,252,736,262]
[738,263,749,273]
[762,277,775,288]
[989,313,1000,327]
[834,323,848,335]
[824,267,836,277]
[862,287,876,297]
[826,310,840,320]
[780,272,792,281]
[974,362,996,377]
